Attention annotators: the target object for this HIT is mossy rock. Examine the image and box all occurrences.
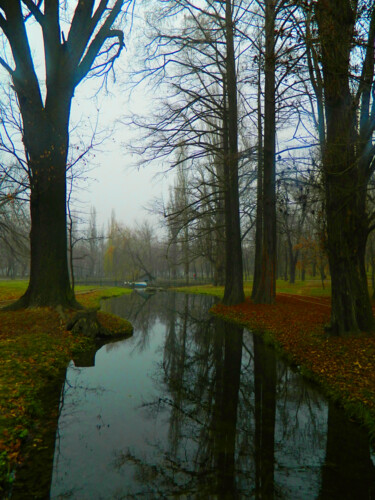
[65,311,106,338]
[66,310,133,340]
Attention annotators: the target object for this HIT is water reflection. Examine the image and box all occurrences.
[320,401,375,499]
[254,334,276,498]
[49,292,375,499]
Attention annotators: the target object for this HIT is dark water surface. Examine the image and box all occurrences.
[48,292,375,499]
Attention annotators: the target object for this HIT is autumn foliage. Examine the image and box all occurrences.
[212,293,375,434]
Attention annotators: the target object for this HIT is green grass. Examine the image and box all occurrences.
[0,280,132,304]
[0,280,28,301]
[75,286,132,308]
[173,284,225,298]
[173,279,332,298]
[274,279,331,296]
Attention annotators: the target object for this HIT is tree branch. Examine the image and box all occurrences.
[74,0,125,85]
[21,0,44,26]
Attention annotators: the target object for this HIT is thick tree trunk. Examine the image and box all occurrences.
[222,0,244,306]
[325,181,373,333]
[253,0,276,304]
[20,160,75,307]
[12,100,77,309]
[316,0,374,334]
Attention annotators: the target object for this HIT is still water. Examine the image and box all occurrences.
[50,291,375,499]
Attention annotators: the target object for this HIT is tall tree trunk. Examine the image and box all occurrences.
[369,240,375,299]
[288,239,299,285]
[253,0,277,304]
[252,59,263,300]
[315,0,374,334]
[284,242,288,280]
[325,187,372,333]
[13,101,77,308]
[222,0,245,305]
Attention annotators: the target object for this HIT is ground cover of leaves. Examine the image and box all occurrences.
[212,293,375,439]
[0,286,131,493]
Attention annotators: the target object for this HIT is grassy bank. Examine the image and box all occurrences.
[173,278,331,298]
[0,284,132,494]
[176,281,375,442]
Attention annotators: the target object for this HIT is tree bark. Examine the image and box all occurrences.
[252,58,263,300]
[315,0,374,333]
[325,187,372,333]
[222,0,245,306]
[253,0,277,304]
[11,88,77,308]
[23,156,75,308]
[288,239,299,285]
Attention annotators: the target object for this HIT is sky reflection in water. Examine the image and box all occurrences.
[50,291,375,499]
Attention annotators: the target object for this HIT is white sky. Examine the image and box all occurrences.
[70,76,172,231]
[0,4,173,233]
[68,31,172,232]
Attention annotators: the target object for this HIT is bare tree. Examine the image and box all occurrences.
[306,0,375,334]
[130,0,255,304]
[0,0,133,308]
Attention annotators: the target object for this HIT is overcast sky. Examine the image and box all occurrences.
[70,75,172,232]
[69,25,172,232]
[0,5,172,233]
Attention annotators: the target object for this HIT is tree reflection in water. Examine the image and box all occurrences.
[113,298,245,498]
[253,333,276,499]
[50,292,375,499]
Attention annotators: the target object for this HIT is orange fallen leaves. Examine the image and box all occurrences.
[212,293,375,418]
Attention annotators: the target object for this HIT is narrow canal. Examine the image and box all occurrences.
[48,291,375,499]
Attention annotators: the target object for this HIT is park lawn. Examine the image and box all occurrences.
[0,285,132,494]
[177,281,375,441]
[0,280,28,302]
[174,279,331,298]
[0,280,127,303]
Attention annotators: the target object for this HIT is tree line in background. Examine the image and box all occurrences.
[0,1,375,336]
[4,191,374,299]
